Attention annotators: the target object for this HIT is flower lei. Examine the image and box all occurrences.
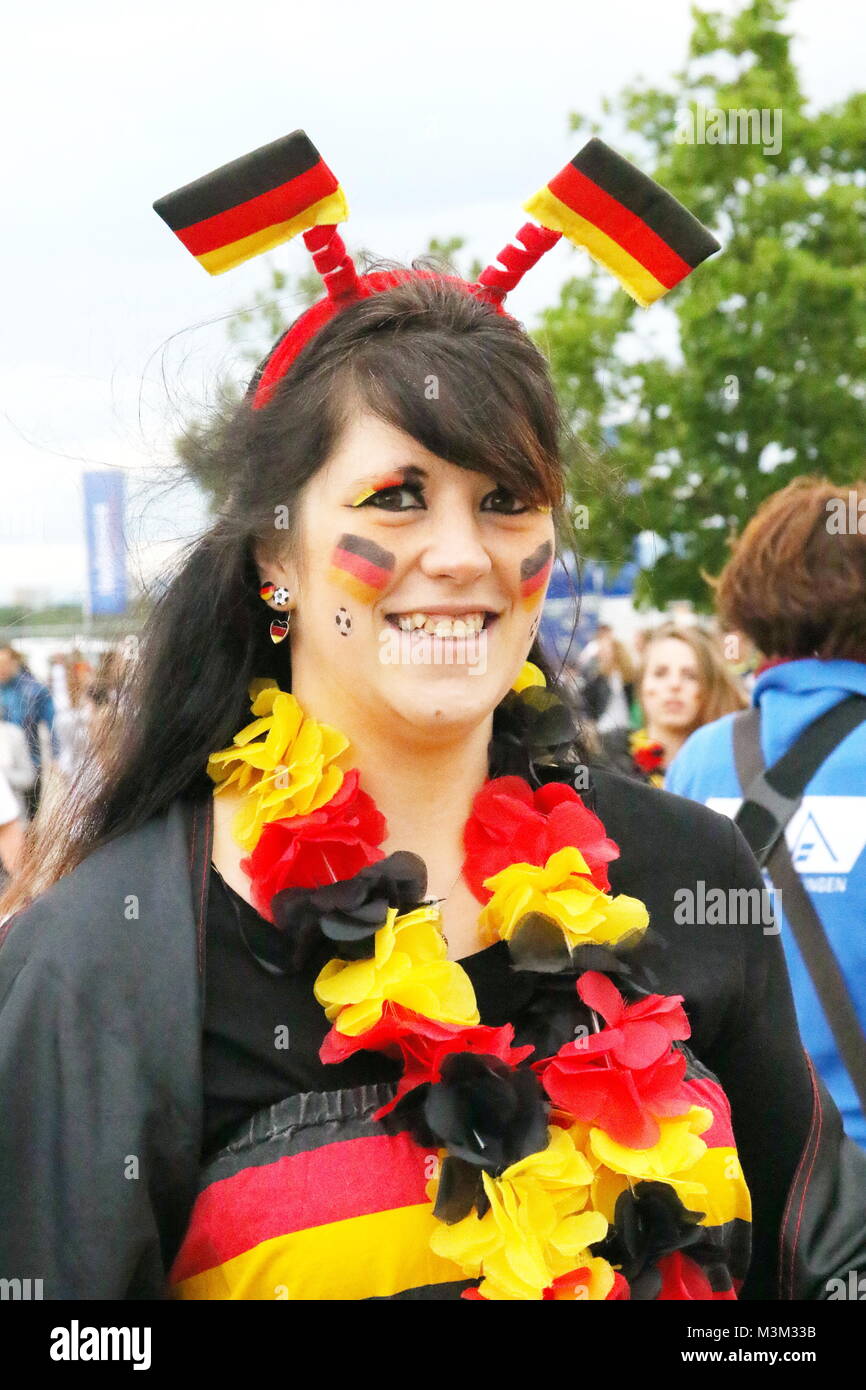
[207,664,738,1301]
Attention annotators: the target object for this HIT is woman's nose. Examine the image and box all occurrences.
[416,506,493,584]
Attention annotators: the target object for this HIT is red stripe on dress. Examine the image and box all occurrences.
[682,1074,735,1148]
[170,1131,435,1282]
[176,161,338,256]
[549,164,692,289]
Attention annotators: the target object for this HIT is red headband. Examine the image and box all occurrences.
[154,129,720,411]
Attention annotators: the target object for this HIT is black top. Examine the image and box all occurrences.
[203,867,538,1156]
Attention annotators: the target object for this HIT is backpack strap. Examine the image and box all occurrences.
[732,699,866,1117]
[732,696,866,866]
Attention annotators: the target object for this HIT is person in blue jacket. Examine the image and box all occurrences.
[0,644,57,818]
[666,477,866,1148]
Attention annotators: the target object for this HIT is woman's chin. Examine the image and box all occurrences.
[376,671,499,731]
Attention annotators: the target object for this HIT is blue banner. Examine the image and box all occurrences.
[83,471,127,616]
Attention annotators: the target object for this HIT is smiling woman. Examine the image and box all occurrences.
[1,266,865,1303]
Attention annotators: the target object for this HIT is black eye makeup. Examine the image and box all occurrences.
[352,481,534,515]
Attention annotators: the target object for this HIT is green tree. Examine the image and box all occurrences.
[538,0,866,607]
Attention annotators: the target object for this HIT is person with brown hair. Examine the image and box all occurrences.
[0,135,864,1303]
[666,476,866,1149]
[630,622,747,784]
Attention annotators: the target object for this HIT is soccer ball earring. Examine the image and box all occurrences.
[259,582,293,644]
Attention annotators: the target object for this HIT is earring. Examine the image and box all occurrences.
[260,581,293,644]
[269,615,291,644]
[259,582,292,608]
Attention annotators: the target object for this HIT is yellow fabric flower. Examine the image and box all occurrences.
[477,846,649,951]
[586,1107,713,1217]
[207,678,349,850]
[511,660,547,693]
[314,903,480,1035]
[428,1125,610,1300]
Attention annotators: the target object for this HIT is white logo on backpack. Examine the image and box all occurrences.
[706,796,866,876]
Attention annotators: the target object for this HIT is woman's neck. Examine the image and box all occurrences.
[331,713,493,897]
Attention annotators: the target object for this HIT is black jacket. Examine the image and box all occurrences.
[1,767,864,1300]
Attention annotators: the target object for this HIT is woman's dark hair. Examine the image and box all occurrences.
[2,263,588,917]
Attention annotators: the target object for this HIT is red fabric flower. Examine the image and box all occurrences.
[606,1271,631,1300]
[241,768,387,920]
[462,776,620,903]
[656,1251,735,1300]
[320,1003,534,1118]
[632,742,664,775]
[574,971,691,1067]
[534,972,693,1148]
[542,1267,631,1300]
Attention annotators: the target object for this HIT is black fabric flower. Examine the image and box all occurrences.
[432,1154,491,1225]
[489,687,582,784]
[267,850,428,972]
[415,1053,549,1179]
[507,913,648,977]
[591,1181,706,1300]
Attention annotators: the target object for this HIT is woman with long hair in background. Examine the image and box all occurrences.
[631,622,747,786]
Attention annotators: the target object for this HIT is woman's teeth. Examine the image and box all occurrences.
[388,611,488,636]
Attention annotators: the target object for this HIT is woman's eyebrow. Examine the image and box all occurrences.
[352,464,428,489]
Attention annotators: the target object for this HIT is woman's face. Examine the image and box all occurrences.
[640,636,703,733]
[264,406,555,744]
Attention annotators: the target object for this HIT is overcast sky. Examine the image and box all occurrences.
[1,0,861,606]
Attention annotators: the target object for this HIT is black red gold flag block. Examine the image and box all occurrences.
[525,137,720,306]
[153,129,348,275]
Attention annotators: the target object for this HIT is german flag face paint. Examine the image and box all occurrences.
[520,541,554,610]
[153,130,348,276]
[328,534,396,604]
[525,138,720,308]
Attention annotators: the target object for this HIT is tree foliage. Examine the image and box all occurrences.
[537,0,866,607]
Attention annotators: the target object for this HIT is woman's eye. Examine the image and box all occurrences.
[482,488,532,514]
[363,485,424,510]
[359,484,532,514]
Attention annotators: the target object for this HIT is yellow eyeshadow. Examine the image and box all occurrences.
[350,486,377,507]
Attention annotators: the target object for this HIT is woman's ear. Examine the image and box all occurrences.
[252,540,298,602]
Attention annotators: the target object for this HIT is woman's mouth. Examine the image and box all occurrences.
[384,610,498,637]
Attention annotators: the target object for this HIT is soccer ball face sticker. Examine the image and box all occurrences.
[335,607,353,636]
